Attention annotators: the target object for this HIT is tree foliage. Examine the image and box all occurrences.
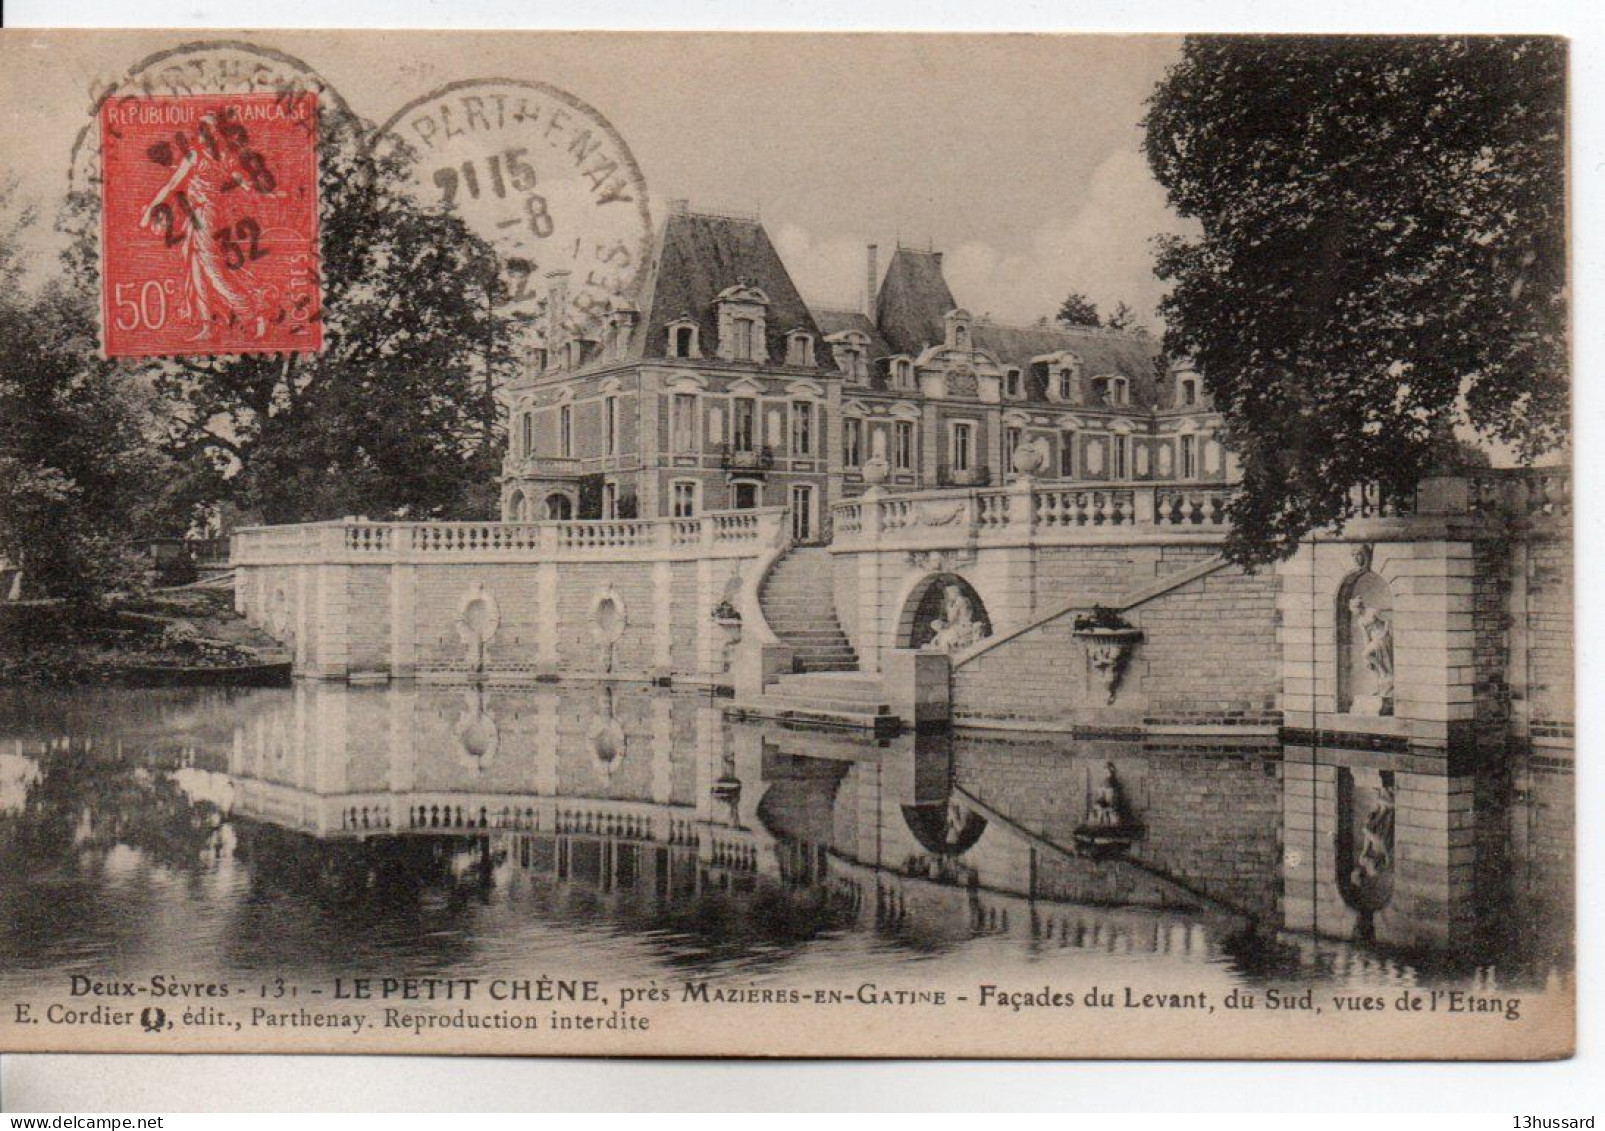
[0,191,178,600]
[1056,292,1102,328]
[1105,301,1139,331]
[64,126,517,526]
[1144,36,1567,564]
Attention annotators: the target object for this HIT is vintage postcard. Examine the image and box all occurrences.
[0,30,1572,1059]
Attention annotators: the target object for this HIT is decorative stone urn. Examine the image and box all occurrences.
[862,454,891,487]
[1072,607,1143,705]
[1011,439,1045,476]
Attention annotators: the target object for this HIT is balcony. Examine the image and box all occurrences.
[936,464,991,488]
[502,455,584,480]
[716,443,775,474]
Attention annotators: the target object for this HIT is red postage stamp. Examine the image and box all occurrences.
[98,93,322,357]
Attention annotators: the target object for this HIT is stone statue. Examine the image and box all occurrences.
[1348,784,1396,896]
[1350,597,1394,700]
[1087,762,1124,829]
[926,584,987,652]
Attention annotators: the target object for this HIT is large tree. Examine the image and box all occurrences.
[64,128,517,526]
[1145,36,1567,565]
[1056,292,1102,328]
[0,276,178,600]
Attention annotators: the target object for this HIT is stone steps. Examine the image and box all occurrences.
[759,545,858,675]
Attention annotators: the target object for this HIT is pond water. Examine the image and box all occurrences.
[0,684,1573,1009]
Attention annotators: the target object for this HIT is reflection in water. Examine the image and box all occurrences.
[0,684,1573,998]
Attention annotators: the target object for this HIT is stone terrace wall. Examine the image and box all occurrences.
[949,560,1281,732]
[233,512,785,686]
[952,731,1283,921]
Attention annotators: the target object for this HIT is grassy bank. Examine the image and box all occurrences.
[0,587,288,686]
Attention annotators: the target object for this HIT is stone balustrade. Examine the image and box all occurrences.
[830,469,1568,552]
[830,479,1237,550]
[232,507,788,566]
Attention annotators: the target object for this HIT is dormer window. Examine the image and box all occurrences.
[890,357,914,389]
[786,331,815,367]
[828,330,871,383]
[1057,368,1075,402]
[944,308,973,351]
[606,305,640,359]
[1090,374,1128,407]
[714,281,771,363]
[1180,377,1198,407]
[732,317,756,361]
[667,319,700,359]
[1006,368,1023,399]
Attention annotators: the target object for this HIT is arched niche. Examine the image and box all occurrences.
[505,489,527,522]
[897,572,992,652]
[1337,551,1395,716]
[1335,767,1396,935]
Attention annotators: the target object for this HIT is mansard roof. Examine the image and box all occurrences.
[874,247,958,357]
[974,321,1161,405]
[873,244,1162,406]
[632,209,824,365]
[811,308,895,361]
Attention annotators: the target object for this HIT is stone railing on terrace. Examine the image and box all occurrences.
[232,506,787,566]
[830,479,1238,550]
[831,467,1569,552]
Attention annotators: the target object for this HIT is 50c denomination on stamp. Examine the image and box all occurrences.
[98,92,322,357]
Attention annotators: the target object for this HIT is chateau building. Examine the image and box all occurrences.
[499,201,1232,539]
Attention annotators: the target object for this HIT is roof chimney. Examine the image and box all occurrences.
[932,251,943,269]
[865,244,878,319]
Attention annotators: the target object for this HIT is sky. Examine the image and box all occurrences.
[0,31,1189,327]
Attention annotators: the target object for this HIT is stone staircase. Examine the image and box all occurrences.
[758,546,859,673]
[755,671,895,733]
[733,547,898,734]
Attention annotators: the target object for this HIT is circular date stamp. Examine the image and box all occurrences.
[372,79,653,334]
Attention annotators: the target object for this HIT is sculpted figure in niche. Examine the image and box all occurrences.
[1350,597,1394,703]
[1349,782,1396,895]
[1087,762,1124,829]
[926,584,987,653]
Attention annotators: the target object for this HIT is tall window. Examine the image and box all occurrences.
[558,404,573,458]
[672,325,696,358]
[787,333,814,366]
[1181,378,1197,406]
[733,318,755,361]
[952,421,973,473]
[1004,426,1022,470]
[843,418,862,467]
[602,482,618,519]
[1058,369,1075,401]
[672,481,697,518]
[520,411,533,458]
[1059,431,1076,478]
[894,421,914,471]
[1112,434,1129,479]
[732,398,756,452]
[791,401,814,456]
[1180,434,1197,479]
[1111,377,1130,406]
[893,359,913,388]
[1006,368,1022,398]
[671,393,697,453]
[604,396,618,456]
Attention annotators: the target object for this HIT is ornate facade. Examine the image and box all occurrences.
[499,201,1232,539]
